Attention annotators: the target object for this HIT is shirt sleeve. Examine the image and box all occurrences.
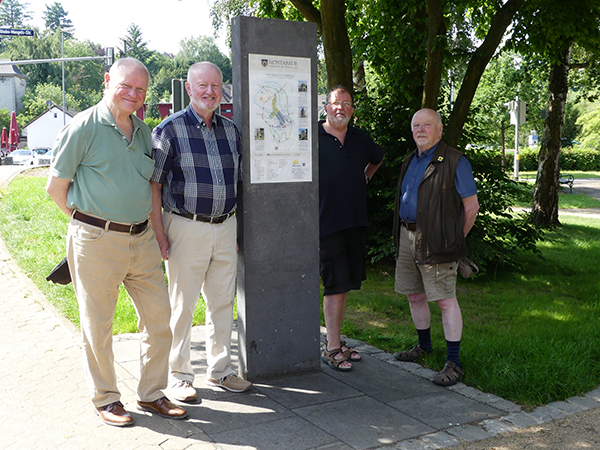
[150,123,173,184]
[455,156,478,199]
[50,121,87,181]
[370,137,385,165]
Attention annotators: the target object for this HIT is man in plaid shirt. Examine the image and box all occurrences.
[150,61,251,403]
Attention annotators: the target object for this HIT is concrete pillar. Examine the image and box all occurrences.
[232,16,320,381]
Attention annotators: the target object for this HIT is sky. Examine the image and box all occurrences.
[24,0,229,55]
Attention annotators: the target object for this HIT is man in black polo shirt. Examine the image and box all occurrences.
[319,85,384,372]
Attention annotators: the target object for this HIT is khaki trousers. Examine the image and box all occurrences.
[67,218,172,408]
[163,212,237,382]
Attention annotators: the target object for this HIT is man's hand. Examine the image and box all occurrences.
[150,181,169,260]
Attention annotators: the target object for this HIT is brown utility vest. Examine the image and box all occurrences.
[393,141,467,264]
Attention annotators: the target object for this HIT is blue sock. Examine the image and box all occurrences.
[446,340,461,367]
[417,328,433,352]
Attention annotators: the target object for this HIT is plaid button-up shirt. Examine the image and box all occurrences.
[151,106,241,217]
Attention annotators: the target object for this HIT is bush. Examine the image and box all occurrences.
[512,146,600,171]
[467,147,545,273]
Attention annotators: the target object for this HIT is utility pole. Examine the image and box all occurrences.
[504,96,527,180]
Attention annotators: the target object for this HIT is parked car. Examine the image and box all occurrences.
[38,149,54,166]
[32,147,51,156]
[11,149,37,165]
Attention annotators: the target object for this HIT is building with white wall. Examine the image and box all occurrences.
[0,61,28,113]
[23,105,76,149]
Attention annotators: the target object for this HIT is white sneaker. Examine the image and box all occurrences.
[207,374,252,393]
[171,380,197,403]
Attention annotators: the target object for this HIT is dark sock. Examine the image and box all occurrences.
[417,327,433,352]
[446,340,461,367]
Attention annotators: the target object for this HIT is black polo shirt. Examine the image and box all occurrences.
[318,120,384,239]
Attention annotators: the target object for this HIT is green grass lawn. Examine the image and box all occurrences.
[1,168,599,407]
[0,169,208,333]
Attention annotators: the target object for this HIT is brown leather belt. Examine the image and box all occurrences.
[171,210,235,224]
[401,221,416,231]
[73,210,148,235]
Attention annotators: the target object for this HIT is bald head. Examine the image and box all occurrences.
[411,108,443,154]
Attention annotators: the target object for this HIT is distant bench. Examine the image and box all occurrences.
[559,174,575,194]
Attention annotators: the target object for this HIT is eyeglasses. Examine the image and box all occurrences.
[328,101,354,108]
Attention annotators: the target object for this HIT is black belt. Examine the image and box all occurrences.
[401,221,416,232]
[73,210,148,235]
[171,210,235,224]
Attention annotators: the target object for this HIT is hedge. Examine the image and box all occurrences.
[506,146,600,171]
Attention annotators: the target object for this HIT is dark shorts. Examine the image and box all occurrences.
[320,227,367,296]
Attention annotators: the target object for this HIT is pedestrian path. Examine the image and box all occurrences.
[3,235,600,450]
[2,168,600,449]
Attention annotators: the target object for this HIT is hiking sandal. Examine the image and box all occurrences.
[433,361,465,386]
[340,340,361,362]
[394,344,429,362]
[321,346,352,372]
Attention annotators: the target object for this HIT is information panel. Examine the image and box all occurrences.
[248,53,312,184]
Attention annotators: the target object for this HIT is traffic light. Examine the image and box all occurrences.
[105,47,114,66]
[518,100,526,125]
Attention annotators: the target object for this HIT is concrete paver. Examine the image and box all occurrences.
[2,166,600,449]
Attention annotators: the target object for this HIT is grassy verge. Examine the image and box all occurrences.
[0,169,207,333]
[342,214,600,408]
[514,192,600,209]
[1,169,599,407]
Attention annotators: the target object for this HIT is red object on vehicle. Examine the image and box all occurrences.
[8,111,19,151]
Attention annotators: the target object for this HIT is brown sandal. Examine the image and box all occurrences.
[433,361,464,386]
[340,340,361,362]
[321,346,352,372]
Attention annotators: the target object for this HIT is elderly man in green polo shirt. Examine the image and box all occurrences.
[46,58,187,427]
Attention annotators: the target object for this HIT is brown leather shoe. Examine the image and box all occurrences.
[137,397,188,419]
[96,401,133,427]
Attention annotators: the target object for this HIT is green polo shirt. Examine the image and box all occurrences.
[50,100,155,223]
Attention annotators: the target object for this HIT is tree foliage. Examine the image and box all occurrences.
[177,35,232,82]
[0,0,31,28]
[43,1,74,37]
[119,23,153,65]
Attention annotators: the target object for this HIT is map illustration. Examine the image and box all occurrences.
[253,81,294,143]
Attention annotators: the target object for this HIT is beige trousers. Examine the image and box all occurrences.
[67,218,172,408]
[163,212,237,382]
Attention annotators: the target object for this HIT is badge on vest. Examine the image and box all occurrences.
[437,156,444,162]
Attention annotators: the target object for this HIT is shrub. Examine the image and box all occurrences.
[510,146,600,172]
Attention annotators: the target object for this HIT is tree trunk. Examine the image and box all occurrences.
[444,0,525,147]
[422,0,446,109]
[531,43,572,226]
[320,0,354,91]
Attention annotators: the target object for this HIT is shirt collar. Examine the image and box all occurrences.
[189,105,218,128]
[98,99,139,131]
[415,140,440,160]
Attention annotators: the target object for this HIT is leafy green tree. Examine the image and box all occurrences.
[0,0,31,28]
[510,0,600,225]
[19,82,81,126]
[43,2,74,37]
[119,23,153,65]
[577,104,600,149]
[1,29,63,86]
[0,108,12,132]
[177,35,232,82]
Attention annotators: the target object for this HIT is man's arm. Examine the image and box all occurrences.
[365,158,384,183]
[462,194,479,236]
[46,176,72,217]
[150,181,169,260]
